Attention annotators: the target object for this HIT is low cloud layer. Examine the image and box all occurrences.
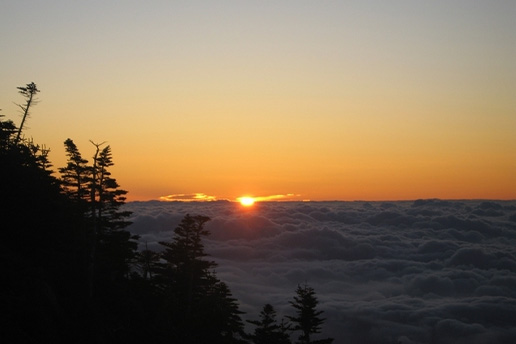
[125,200,516,343]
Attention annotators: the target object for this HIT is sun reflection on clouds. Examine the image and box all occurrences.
[236,193,301,204]
[159,193,302,203]
[159,193,217,202]
[253,193,300,202]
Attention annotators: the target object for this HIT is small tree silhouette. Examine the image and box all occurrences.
[135,242,160,280]
[248,303,292,344]
[287,284,333,344]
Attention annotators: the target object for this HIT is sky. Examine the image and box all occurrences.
[1,1,515,201]
[125,200,516,343]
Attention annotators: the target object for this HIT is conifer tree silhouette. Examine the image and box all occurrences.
[60,138,90,204]
[14,82,39,144]
[248,303,292,344]
[59,139,136,298]
[287,284,333,344]
[158,214,246,343]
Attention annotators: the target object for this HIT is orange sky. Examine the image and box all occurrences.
[1,1,515,201]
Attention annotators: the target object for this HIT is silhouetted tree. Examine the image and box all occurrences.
[92,144,137,281]
[59,138,90,204]
[14,82,39,144]
[185,279,247,344]
[135,242,160,280]
[157,214,246,343]
[248,304,292,344]
[58,139,137,298]
[158,214,215,314]
[287,284,333,344]
[0,113,17,147]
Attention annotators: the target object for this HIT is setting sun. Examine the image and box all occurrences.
[238,197,255,207]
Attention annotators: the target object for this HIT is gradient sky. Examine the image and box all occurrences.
[1,1,515,201]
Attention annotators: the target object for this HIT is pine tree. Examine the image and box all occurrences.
[287,284,333,344]
[248,304,292,344]
[135,242,160,280]
[14,82,39,144]
[0,114,17,148]
[158,214,217,317]
[59,138,90,204]
[90,143,137,282]
[58,140,137,295]
[157,214,246,343]
[203,281,247,343]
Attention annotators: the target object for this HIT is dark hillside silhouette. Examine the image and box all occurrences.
[1,88,87,342]
[0,83,140,343]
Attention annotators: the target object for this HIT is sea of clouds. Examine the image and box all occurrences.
[124,199,516,344]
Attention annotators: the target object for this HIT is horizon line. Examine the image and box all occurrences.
[129,197,516,203]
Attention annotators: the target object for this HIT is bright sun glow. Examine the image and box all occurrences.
[238,197,255,207]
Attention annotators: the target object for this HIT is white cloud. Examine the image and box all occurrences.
[124,200,516,343]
